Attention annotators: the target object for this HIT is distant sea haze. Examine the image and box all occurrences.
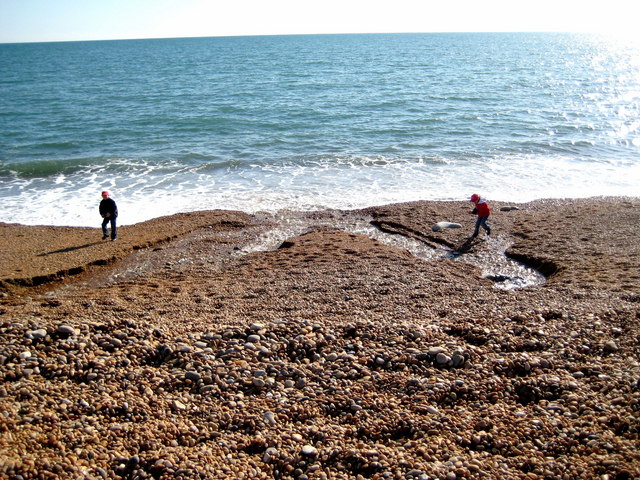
[1,33,638,226]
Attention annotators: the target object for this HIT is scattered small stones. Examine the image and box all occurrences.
[0,199,638,479]
[2,309,637,478]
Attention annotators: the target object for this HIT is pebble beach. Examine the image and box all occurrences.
[0,197,639,480]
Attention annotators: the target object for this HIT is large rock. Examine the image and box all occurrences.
[432,221,462,232]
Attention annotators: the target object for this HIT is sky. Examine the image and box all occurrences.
[1,0,638,43]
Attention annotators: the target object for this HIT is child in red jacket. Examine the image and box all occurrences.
[470,193,491,238]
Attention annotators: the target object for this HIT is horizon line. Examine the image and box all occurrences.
[0,30,608,46]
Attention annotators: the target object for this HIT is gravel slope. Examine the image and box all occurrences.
[0,197,638,479]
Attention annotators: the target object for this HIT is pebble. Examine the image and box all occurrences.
[436,352,451,365]
[451,352,465,367]
[27,329,48,340]
[428,347,446,356]
[263,447,278,463]
[301,445,318,456]
[56,325,77,336]
[185,371,202,382]
[263,411,277,426]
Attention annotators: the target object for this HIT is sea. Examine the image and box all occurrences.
[1,33,639,227]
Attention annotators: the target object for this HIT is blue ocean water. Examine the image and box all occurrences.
[1,33,639,226]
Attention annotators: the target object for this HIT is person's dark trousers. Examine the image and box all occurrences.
[102,217,117,240]
[472,216,490,237]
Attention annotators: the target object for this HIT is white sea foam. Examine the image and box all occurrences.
[0,153,637,227]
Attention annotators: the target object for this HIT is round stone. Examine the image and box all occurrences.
[301,445,318,456]
[57,325,77,336]
[28,329,48,340]
[436,352,451,365]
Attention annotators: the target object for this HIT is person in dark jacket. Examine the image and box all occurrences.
[99,191,118,241]
[469,193,491,238]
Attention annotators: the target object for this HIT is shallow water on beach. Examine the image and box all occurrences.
[49,210,544,294]
[245,212,545,289]
[2,33,639,226]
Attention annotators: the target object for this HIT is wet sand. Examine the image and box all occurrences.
[0,197,639,479]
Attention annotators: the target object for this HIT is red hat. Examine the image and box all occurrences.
[470,193,480,203]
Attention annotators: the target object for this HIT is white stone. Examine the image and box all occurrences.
[432,222,462,232]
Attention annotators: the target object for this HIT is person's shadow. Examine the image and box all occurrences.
[452,237,480,256]
[38,242,103,257]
